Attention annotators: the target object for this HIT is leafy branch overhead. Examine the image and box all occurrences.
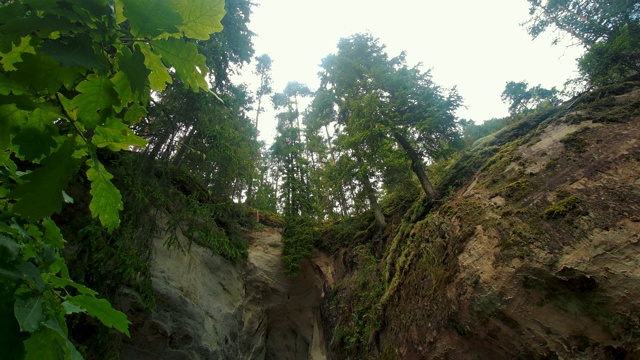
[1,0,224,225]
[0,0,226,358]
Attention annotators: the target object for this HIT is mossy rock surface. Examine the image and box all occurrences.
[322,80,640,360]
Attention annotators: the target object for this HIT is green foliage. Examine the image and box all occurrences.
[172,0,226,40]
[578,25,640,86]
[142,85,259,202]
[501,81,561,115]
[153,38,210,91]
[270,82,313,218]
[10,141,82,221]
[253,54,274,111]
[0,216,130,360]
[459,117,510,147]
[542,194,582,220]
[86,159,123,232]
[255,209,284,228]
[169,194,250,261]
[0,0,225,358]
[246,55,274,207]
[65,295,130,335]
[199,0,255,90]
[315,213,376,253]
[313,33,462,212]
[333,247,385,355]
[526,0,640,86]
[281,216,319,275]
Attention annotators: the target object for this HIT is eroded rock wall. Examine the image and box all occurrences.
[120,230,245,359]
[241,230,328,360]
[120,227,328,360]
[325,82,640,359]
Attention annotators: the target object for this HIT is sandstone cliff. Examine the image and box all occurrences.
[323,80,640,359]
[119,227,329,359]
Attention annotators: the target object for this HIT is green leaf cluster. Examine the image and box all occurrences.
[525,0,640,86]
[0,0,225,358]
[501,81,561,116]
[0,216,130,360]
[270,82,314,218]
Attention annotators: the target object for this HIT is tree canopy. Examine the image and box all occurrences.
[315,34,462,221]
[501,81,561,115]
[526,0,640,85]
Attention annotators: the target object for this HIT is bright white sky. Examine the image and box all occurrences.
[235,0,584,144]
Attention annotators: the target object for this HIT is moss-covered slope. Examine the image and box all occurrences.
[323,80,640,359]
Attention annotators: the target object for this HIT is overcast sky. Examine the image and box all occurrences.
[235,0,585,143]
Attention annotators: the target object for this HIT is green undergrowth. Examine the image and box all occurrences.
[542,193,583,220]
[330,194,487,359]
[59,152,255,357]
[333,247,385,356]
[254,210,284,228]
[317,211,377,253]
[281,215,320,275]
[500,178,531,200]
[283,209,379,275]
[571,79,640,122]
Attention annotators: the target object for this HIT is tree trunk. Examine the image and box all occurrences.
[273,159,282,213]
[146,133,168,160]
[254,89,263,130]
[160,130,179,162]
[392,131,439,201]
[361,171,386,230]
[145,124,176,161]
[172,127,195,167]
[324,124,349,216]
[245,175,255,206]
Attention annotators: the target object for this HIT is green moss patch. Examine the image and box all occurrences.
[501,178,531,200]
[561,129,589,153]
[542,195,582,220]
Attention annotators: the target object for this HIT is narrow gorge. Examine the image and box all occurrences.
[4,1,640,359]
[119,227,330,360]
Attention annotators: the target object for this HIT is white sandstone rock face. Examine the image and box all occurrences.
[241,229,328,360]
[120,227,329,360]
[120,227,245,359]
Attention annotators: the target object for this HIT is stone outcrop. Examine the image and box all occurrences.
[240,230,328,360]
[120,228,329,359]
[119,229,245,359]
